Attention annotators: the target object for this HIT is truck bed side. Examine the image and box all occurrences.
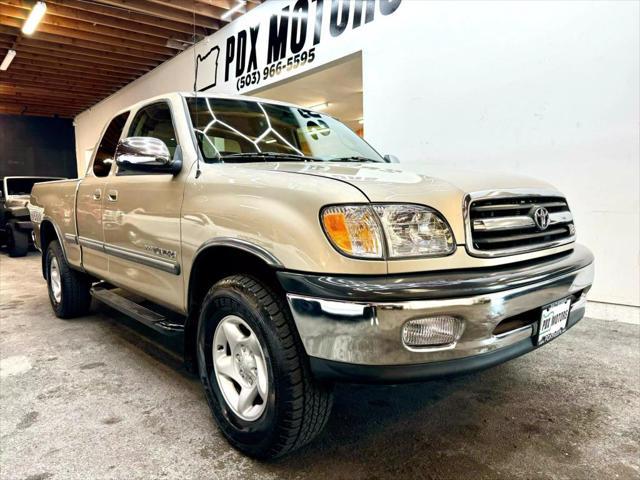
[30,179,82,270]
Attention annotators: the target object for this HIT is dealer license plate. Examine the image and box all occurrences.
[537,297,571,345]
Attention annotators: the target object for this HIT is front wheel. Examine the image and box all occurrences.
[197,275,333,459]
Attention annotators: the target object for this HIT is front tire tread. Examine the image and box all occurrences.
[203,274,333,459]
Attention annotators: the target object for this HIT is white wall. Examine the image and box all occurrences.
[364,1,639,306]
[74,0,639,306]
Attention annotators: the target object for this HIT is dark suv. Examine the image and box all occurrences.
[0,176,64,257]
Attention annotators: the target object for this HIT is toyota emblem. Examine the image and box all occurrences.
[533,206,550,230]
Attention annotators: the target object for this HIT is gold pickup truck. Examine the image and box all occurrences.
[30,92,594,459]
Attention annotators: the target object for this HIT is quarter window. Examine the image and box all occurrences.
[93,111,129,177]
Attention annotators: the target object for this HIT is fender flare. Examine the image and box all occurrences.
[183,237,283,372]
[39,217,70,278]
[193,237,283,269]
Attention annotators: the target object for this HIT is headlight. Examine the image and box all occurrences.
[373,204,455,258]
[321,204,454,259]
[321,205,384,258]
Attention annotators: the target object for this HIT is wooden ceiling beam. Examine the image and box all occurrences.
[1,75,117,95]
[95,0,219,29]
[0,3,186,49]
[0,100,93,114]
[0,105,76,118]
[195,0,233,8]
[0,102,83,112]
[0,0,263,120]
[144,0,227,21]
[0,24,171,62]
[0,83,101,101]
[0,0,197,42]
[50,0,208,36]
[2,72,119,93]
[0,102,79,114]
[0,96,94,111]
[0,106,84,118]
[10,57,140,81]
[0,8,181,54]
[4,41,154,71]
[9,48,149,75]
[8,62,137,84]
[14,36,163,67]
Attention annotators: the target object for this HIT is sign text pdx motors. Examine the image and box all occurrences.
[195,0,402,92]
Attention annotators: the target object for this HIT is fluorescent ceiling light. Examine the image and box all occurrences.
[309,102,329,110]
[22,1,47,35]
[221,0,246,20]
[0,49,16,71]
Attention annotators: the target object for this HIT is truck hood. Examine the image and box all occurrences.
[240,161,560,243]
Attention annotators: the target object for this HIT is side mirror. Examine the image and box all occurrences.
[384,154,400,164]
[115,137,181,174]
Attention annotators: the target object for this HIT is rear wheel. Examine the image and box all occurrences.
[46,240,92,318]
[7,224,28,257]
[197,274,333,459]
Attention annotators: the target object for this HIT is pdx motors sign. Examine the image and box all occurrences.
[194,0,402,92]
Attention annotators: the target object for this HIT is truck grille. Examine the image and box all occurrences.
[466,195,575,257]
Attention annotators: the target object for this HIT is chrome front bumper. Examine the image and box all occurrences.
[282,246,594,380]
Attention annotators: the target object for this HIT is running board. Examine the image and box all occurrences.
[91,284,184,336]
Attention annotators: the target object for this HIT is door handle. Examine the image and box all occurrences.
[107,190,118,202]
[92,189,101,200]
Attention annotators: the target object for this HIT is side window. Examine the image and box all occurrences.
[128,102,178,158]
[93,111,129,177]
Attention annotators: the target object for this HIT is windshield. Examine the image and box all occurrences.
[187,97,383,163]
[5,177,62,196]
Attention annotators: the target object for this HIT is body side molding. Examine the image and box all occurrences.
[78,237,181,275]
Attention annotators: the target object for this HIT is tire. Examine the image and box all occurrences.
[197,274,333,459]
[7,224,28,257]
[46,240,92,319]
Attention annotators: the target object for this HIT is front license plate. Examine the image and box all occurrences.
[537,297,571,345]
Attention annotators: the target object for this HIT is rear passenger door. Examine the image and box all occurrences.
[103,101,185,312]
[77,111,129,279]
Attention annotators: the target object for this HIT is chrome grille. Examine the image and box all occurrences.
[466,194,575,257]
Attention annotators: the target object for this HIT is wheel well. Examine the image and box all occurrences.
[39,220,58,279]
[184,246,283,371]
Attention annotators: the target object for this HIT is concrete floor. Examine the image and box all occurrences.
[1,253,639,480]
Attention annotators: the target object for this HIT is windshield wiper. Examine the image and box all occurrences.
[220,152,321,163]
[328,156,379,163]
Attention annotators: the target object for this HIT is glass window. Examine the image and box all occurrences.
[187,97,383,163]
[128,102,178,158]
[5,178,64,196]
[93,111,129,177]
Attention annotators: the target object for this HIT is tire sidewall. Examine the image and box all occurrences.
[46,243,63,314]
[197,283,284,456]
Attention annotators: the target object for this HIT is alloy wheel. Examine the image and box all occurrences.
[212,314,269,421]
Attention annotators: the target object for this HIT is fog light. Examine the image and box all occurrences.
[401,316,464,348]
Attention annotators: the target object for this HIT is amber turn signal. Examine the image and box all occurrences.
[321,206,383,259]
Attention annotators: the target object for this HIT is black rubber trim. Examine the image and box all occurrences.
[277,244,593,302]
[309,304,585,384]
[14,221,33,231]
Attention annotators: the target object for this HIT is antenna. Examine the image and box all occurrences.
[192,7,202,179]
